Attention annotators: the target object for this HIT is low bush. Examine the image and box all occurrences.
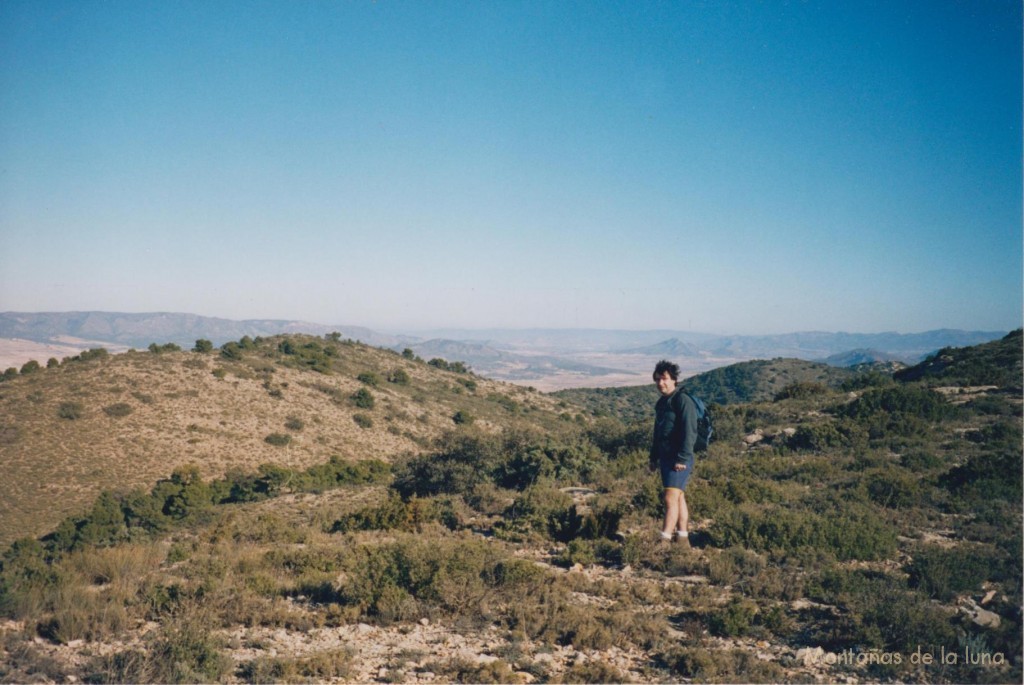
[707,596,760,637]
[351,388,375,409]
[336,536,516,624]
[710,502,897,561]
[57,402,84,420]
[264,433,291,447]
[388,368,410,385]
[103,403,133,418]
[774,381,828,401]
[808,568,957,653]
[331,494,440,534]
[357,372,380,386]
[239,649,353,684]
[906,544,1002,600]
[662,646,785,682]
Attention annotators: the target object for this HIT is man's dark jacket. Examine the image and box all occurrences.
[650,388,698,469]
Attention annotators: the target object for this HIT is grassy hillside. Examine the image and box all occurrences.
[0,334,576,546]
[895,329,1023,389]
[0,334,1020,683]
[553,357,861,423]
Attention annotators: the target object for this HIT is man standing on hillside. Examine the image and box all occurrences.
[649,359,698,546]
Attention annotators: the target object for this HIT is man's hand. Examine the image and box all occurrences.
[673,463,687,471]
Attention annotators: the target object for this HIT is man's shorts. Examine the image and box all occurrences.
[660,460,693,491]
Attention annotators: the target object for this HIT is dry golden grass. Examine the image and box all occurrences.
[0,337,570,545]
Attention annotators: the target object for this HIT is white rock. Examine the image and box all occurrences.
[960,600,1001,629]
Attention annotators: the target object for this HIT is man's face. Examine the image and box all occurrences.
[655,371,676,396]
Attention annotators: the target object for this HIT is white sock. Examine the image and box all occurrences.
[659,531,673,540]
[676,530,688,538]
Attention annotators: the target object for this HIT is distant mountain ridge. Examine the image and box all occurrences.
[0,311,1008,388]
[701,329,1005,361]
[0,311,401,348]
[620,337,704,357]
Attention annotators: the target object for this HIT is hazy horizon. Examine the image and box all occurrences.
[2,1,1021,335]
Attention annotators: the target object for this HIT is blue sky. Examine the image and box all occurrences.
[1,0,1020,335]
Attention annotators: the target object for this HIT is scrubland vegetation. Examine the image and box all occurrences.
[0,331,1020,683]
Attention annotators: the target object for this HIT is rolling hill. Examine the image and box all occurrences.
[0,332,1020,684]
[554,357,863,422]
[0,334,573,546]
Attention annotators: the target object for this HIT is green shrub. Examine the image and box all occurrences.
[559,539,598,566]
[192,339,213,353]
[707,597,759,637]
[423,657,521,684]
[706,546,766,586]
[264,433,291,447]
[239,650,353,684]
[220,342,243,361]
[331,494,439,534]
[710,502,897,561]
[842,385,953,421]
[787,421,858,451]
[906,544,1001,600]
[77,348,108,362]
[20,360,41,375]
[900,450,944,471]
[351,388,375,409]
[863,468,923,509]
[336,537,510,623]
[940,447,1023,503]
[494,446,555,491]
[353,413,373,429]
[774,381,827,401]
[808,568,956,653]
[357,372,380,386]
[142,605,231,683]
[393,431,502,499]
[547,501,625,544]
[57,402,84,420]
[496,484,574,541]
[663,646,785,682]
[559,659,628,684]
[103,403,133,418]
[452,410,474,425]
[388,368,410,385]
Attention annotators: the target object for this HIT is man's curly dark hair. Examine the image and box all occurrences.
[653,359,680,381]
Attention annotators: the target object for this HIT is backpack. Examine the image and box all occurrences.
[676,390,714,452]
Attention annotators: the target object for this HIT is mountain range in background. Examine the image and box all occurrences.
[0,311,1009,390]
